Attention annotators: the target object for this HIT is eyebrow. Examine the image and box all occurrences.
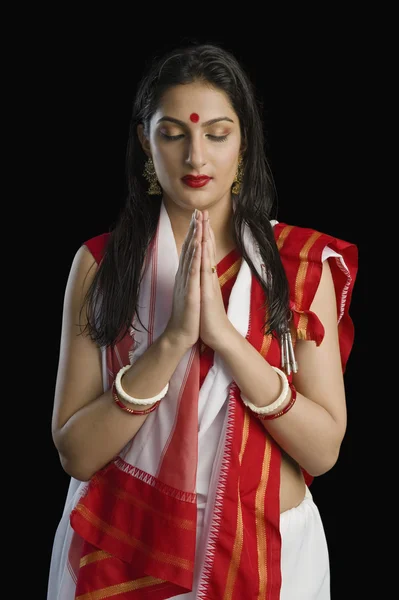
[156,116,234,127]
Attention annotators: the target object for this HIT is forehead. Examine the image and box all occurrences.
[154,82,236,121]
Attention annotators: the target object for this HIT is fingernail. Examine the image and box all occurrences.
[194,209,199,219]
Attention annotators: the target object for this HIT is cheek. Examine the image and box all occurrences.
[152,146,177,174]
[216,147,240,173]
[150,133,172,168]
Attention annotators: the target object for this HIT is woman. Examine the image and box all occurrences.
[48,43,358,599]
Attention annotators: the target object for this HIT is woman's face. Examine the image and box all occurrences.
[140,81,242,213]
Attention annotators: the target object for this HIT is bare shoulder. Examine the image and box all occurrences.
[68,244,98,288]
[309,258,337,322]
[63,244,99,319]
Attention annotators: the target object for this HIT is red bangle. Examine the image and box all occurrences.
[112,381,160,415]
[256,385,297,421]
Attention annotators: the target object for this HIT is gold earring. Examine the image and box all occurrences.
[231,156,244,195]
[143,157,162,195]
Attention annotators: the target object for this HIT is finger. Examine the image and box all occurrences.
[179,212,197,275]
[200,234,214,296]
[186,234,202,292]
[184,217,202,282]
[206,219,217,273]
[208,219,216,254]
[201,210,209,240]
[201,213,217,280]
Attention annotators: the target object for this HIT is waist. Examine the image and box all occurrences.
[280,453,307,513]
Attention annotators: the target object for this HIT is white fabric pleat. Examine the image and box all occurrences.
[280,487,330,600]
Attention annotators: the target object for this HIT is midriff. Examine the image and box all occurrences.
[280,450,306,513]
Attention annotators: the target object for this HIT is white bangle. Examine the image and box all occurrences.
[114,365,169,406]
[241,366,289,415]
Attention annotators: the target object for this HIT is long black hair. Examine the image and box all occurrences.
[83,43,290,347]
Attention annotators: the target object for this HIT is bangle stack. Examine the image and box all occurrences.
[112,382,161,415]
[112,364,169,415]
[241,366,297,421]
[256,385,297,420]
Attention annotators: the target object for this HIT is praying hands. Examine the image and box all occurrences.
[165,209,233,352]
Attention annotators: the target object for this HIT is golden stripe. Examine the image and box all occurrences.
[223,489,244,600]
[276,225,293,251]
[296,326,310,340]
[296,314,309,339]
[75,504,193,571]
[294,231,321,310]
[76,575,165,600]
[80,550,111,568]
[255,439,272,599]
[259,332,272,359]
[218,258,241,288]
[239,410,250,463]
[110,484,195,531]
[223,411,250,599]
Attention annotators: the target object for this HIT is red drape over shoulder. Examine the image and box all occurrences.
[273,222,358,372]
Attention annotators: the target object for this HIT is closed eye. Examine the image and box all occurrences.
[160,133,185,141]
[160,132,229,142]
[207,134,229,142]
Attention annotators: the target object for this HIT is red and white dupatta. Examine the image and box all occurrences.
[48,202,358,600]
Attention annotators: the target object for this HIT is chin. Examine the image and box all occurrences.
[164,189,213,210]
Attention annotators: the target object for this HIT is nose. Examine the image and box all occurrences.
[185,135,207,171]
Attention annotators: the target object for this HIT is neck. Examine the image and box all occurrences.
[163,194,236,262]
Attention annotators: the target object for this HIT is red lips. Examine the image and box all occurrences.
[181,175,212,188]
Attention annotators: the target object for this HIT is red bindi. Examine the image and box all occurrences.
[190,113,200,123]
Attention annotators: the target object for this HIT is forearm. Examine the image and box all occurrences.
[56,331,187,481]
[215,326,343,476]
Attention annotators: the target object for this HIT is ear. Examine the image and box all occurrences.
[137,124,152,157]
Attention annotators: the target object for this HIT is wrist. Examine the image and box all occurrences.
[210,322,240,354]
[241,367,291,416]
[161,327,193,355]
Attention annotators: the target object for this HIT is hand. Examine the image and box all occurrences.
[199,210,232,350]
[165,210,202,351]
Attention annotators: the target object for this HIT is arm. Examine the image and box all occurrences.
[51,245,187,482]
[214,259,347,477]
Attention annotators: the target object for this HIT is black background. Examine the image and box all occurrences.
[25,14,375,599]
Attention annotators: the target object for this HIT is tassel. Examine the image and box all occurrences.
[284,332,291,376]
[280,330,298,375]
[287,330,298,373]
